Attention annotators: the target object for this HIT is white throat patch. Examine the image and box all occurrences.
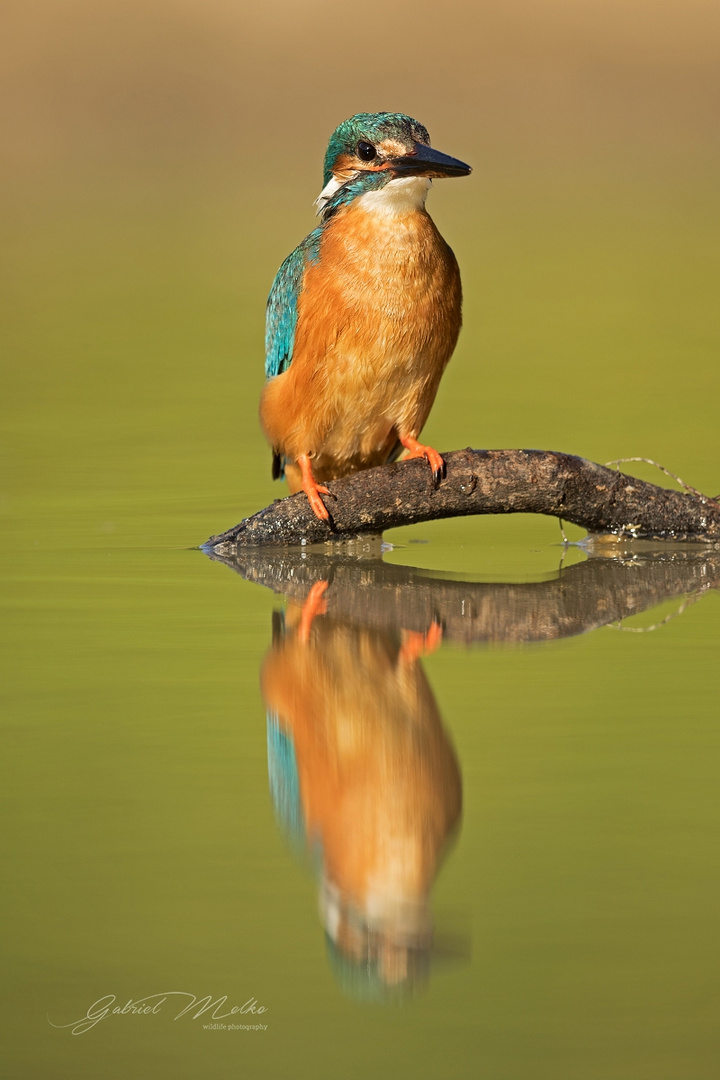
[355,176,431,216]
[314,174,431,218]
[313,176,343,216]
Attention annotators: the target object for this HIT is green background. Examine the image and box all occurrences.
[2,1,719,1076]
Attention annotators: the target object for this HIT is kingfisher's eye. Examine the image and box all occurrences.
[357,141,377,162]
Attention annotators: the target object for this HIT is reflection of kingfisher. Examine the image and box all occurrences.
[262,584,462,997]
[260,112,471,521]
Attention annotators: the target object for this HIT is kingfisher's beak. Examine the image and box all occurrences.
[389,142,472,179]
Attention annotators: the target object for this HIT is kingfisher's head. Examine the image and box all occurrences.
[316,112,471,218]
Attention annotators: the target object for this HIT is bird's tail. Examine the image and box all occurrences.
[385,438,404,464]
[272,451,285,480]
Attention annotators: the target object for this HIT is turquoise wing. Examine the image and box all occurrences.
[265,246,304,380]
[264,227,323,380]
[266,711,306,856]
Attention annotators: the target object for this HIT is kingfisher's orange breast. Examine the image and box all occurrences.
[260,193,462,482]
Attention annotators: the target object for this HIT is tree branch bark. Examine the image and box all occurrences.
[204,448,720,551]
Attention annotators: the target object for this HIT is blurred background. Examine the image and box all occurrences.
[2,0,719,547]
[2,4,720,1079]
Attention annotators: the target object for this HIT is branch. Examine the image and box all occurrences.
[204,448,720,551]
[206,547,720,644]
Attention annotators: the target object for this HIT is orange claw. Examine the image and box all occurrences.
[298,454,332,521]
[298,580,329,643]
[399,436,445,486]
[399,621,443,665]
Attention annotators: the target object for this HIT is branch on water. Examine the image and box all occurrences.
[203,448,720,551]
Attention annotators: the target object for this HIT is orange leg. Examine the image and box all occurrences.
[298,580,329,643]
[297,454,333,522]
[399,621,443,665]
[399,435,445,486]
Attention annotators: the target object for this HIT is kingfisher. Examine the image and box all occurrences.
[260,112,471,521]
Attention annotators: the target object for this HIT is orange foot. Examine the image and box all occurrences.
[298,580,329,643]
[298,454,333,522]
[399,621,443,665]
[400,436,445,487]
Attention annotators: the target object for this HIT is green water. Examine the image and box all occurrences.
[2,176,719,1078]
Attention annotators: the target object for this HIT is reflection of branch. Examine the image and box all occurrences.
[608,593,700,634]
[204,449,720,550]
[207,548,720,645]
